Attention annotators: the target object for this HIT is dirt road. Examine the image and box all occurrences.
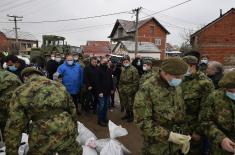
[78,94,143,155]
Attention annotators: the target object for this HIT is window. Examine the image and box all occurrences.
[27,43,32,48]
[155,38,161,46]
[118,28,124,37]
[149,26,155,34]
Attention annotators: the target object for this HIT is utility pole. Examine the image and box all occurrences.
[133,7,142,58]
[7,15,23,55]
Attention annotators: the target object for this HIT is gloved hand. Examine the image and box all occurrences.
[168,132,191,154]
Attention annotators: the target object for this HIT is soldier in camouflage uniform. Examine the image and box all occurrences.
[119,55,139,122]
[199,71,235,155]
[134,58,191,155]
[4,67,82,155]
[0,69,21,134]
[181,56,214,155]
[139,60,155,86]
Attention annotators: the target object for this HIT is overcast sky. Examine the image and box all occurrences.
[0,0,234,47]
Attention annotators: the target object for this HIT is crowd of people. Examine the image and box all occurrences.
[0,50,235,155]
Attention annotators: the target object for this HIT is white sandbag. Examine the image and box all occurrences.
[82,146,98,155]
[96,139,131,154]
[100,139,123,155]
[0,146,6,155]
[76,121,97,145]
[18,133,29,155]
[109,121,128,139]
[85,137,96,149]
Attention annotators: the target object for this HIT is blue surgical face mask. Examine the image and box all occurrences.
[226,92,235,101]
[8,65,17,72]
[67,60,74,65]
[201,60,208,64]
[168,78,182,87]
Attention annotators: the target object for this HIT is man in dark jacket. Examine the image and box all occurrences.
[46,52,60,80]
[83,57,100,113]
[132,55,143,76]
[97,57,113,127]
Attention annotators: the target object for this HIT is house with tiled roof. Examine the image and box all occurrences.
[1,29,38,54]
[109,17,170,59]
[81,41,111,56]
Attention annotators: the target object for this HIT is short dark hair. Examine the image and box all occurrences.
[65,53,73,58]
[90,56,97,61]
[5,55,18,63]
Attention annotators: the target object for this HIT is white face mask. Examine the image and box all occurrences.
[184,68,192,76]
[143,66,147,71]
[3,63,7,69]
[51,56,55,60]
[201,59,208,64]
[67,60,74,65]
[74,57,79,61]
[55,58,61,62]
[124,64,130,67]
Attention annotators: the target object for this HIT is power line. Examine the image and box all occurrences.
[142,8,198,26]
[0,0,34,13]
[140,0,192,19]
[18,10,132,24]
[35,23,114,35]
[0,0,22,9]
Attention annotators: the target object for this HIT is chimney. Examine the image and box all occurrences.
[220,9,223,17]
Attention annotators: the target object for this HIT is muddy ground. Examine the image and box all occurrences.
[78,93,143,155]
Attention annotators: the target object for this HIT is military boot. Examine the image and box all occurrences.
[121,112,129,120]
[127,112,134,123]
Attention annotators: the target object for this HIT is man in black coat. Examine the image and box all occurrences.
[46,53,60,80]
[97,57,113,126]
[83,57,101,114]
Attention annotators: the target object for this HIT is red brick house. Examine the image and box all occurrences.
[191,8,235,65]
[81,41,111,56]
[109,17,170,59]
[0,31,10,51]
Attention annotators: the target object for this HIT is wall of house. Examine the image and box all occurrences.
[194,10,235,64]
[138,20,167,59]
[0,32,10,51]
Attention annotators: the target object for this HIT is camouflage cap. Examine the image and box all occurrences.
[183,56,198,64]
[21,67,44,77]
[161,57,188,75]
[123,55,130,61]
[218,71,235,88]
[143,59,152,65]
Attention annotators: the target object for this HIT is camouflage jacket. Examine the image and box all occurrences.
[199,89,235,155]
[4,75,81,154]
[139,70,155,86]
[134,72,187,154]
[119,65,139,95]
[181,71,214,133]
[0,69,21,132]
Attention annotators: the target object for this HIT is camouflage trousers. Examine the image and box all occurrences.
[142,137,182,155]
[27,137,82,155]
[27,142,82,155]
[119,92,135,113]
[0,110,8,135]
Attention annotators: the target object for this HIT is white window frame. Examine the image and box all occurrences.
[155,38,161,46]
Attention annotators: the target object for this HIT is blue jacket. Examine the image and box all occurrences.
[57,61,83,95]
